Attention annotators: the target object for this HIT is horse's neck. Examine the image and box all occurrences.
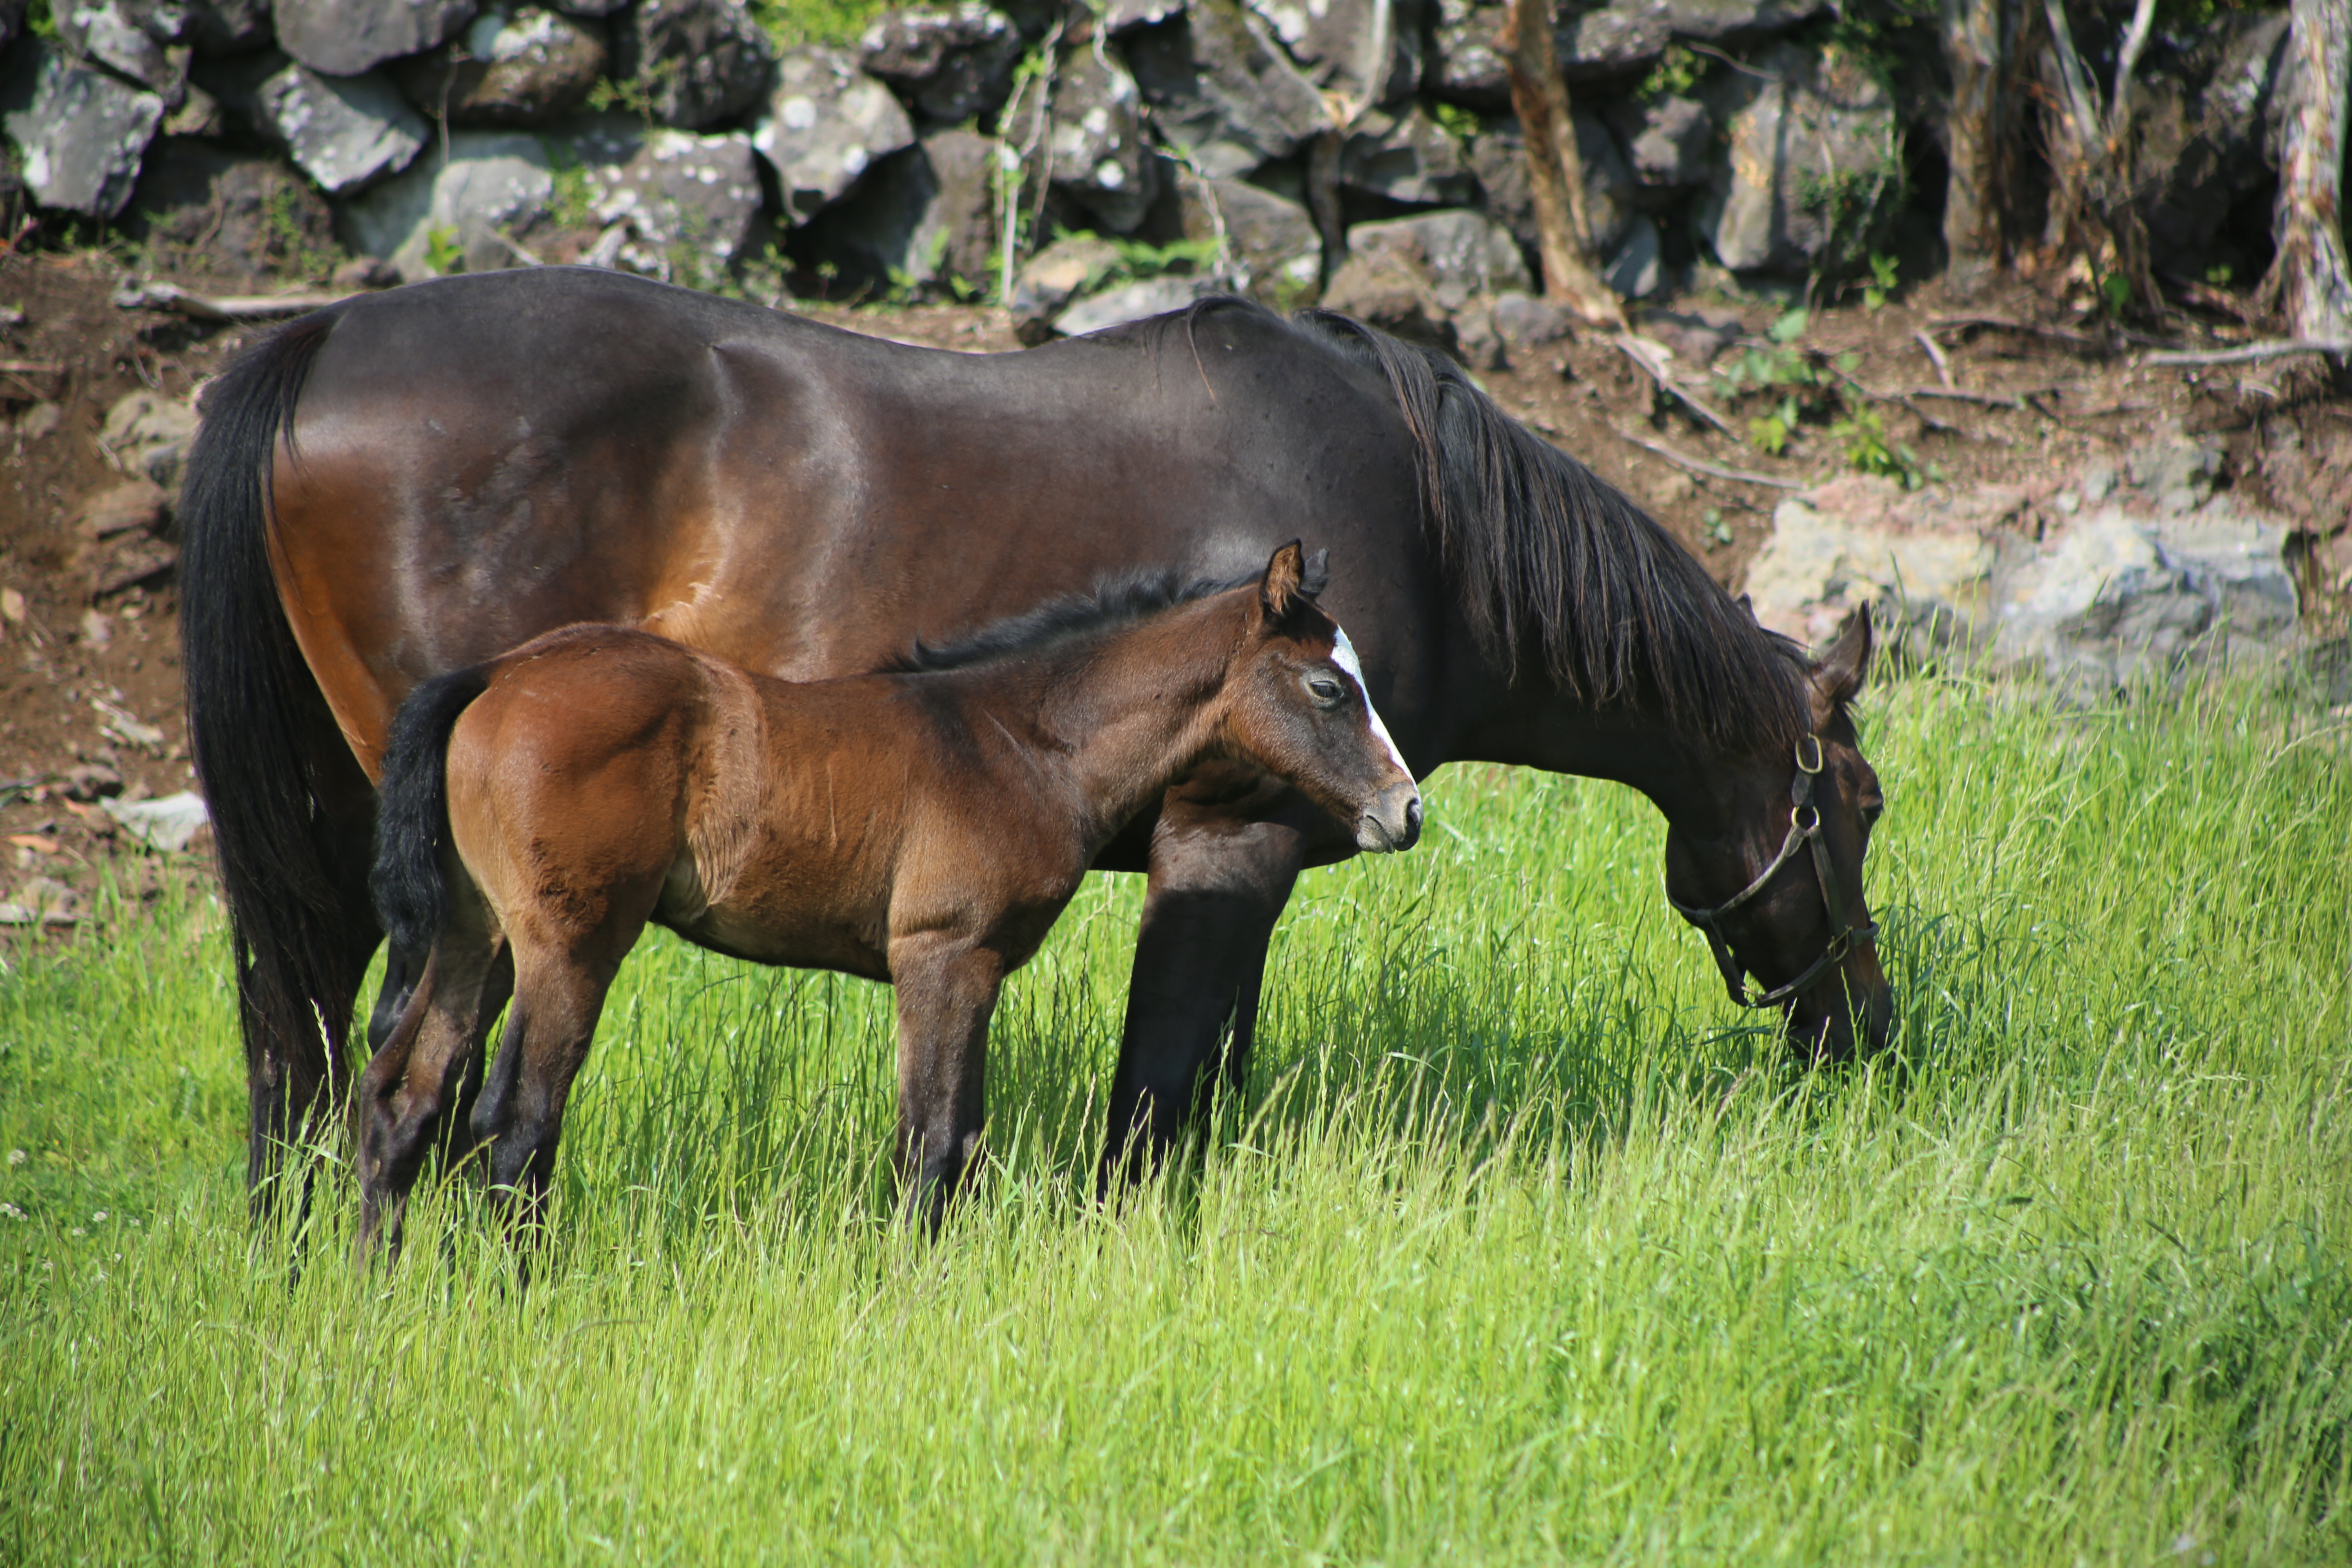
[976,613,1234,851]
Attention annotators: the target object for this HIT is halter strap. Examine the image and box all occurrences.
[1666,738,1878,1010]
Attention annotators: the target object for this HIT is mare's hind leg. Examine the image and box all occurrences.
[887,933,1007,1234]
[354,904,512,1266]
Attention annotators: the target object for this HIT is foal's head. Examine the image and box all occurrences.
[1219,542,1423,855]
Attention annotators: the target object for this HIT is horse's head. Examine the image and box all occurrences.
[1223,541,1423,855]
[1664,608,1889,1059]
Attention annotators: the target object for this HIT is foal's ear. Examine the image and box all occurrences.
[1811,606,1873,713]
[1259,540,1310,622]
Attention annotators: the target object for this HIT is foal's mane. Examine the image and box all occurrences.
[1155,298,1813,755]
[884,568,1252,673]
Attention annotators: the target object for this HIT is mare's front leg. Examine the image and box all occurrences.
[1099,788,1315,1191]
[353,919,514,1267]
[888,932,1008,1234]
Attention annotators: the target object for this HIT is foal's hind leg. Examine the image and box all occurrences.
[354,912,512,1266]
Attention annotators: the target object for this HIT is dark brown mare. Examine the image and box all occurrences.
[356,543,1419,1254]
[178,267,1890,1213]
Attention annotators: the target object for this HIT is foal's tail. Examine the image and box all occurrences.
[371,668,494,957]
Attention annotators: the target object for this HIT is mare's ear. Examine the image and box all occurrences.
[1811,607,1872,714]
[1259,540,1309,623]
[1300,548,1330,601]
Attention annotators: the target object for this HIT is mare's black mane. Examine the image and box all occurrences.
[1150,297,1815,753]
[884,567,1254,673]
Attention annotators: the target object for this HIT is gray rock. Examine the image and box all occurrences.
[160,80,227,136]
[860,4,1021,124]
[1176,169,1318,296]
[53,0,189,99]
[1664,0,1825,42]
[1245,0,1422,108]
[795,128,998,298]
[1124,0,1328,179]
[390,5,607,127]
[0,42,165,218]
[1102,0,1184,29]
[274,0,477,78]
[1321,243,1457,352]
[1746,455,2301,698]
[1009,230,1120,336]
[1490,289,1569,347]
[2132,13,2290,278]
[1344,206,1529,312]
[570,116,766,284]
[122,137,336,280]
[1053,273,1212,336]
[1048,36,1157,233]
[752,46,916,225]
[1607,91,1710,191]
[338,128,553,279]
[1467,111,1631,258]
[1427,0,1509,109]
[99,388,199,494]
[1341,101,1473,207]
[182,0,271,55]
[1556,0,1670,82]
[550,0,628,13]
[1430,0,1672,107]
[1695,41,1898,274]
[610,0,776,131]
[1603,209,1660,297]
[250,58,426,192]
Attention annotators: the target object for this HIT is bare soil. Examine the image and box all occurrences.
[4,251,2348,935]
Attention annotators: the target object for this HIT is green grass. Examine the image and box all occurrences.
[3,672,2349,1564]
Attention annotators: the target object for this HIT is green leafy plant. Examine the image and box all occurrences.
[1714,310,1840,454]
[1700,507,1735,552]
[2098,269,2132,320]
[1862,251,1899,310]
[1634,43,1705,101]
[1831,406,1932,490]
[748,0,894,50]
[421,224,464,278]
[1430,101,1482,140]
[2204,262,2234,288]
[540,142,599,231]
[258,183,343,281]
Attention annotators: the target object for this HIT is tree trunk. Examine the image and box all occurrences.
[1942,0,2007,296]
[2273,0,2352,356]
[1502,0,1625,326]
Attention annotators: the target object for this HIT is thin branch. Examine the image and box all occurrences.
[1614,334,1736,436]
[1913,329,1954,388]
[2143,338,2352,367]
[2105,0,2160,144]
[1606,421,1805,489]
[113,281,348,321]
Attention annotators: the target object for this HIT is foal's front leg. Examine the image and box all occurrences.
[887,931,1008,1234]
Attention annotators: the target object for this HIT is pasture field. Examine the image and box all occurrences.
[2,671,2348,1565]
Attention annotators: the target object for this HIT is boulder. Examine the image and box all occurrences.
[2130,12,2290,279]
[793,127,998,296]
[1245,0,1422,108]
[1047,37,1157,233]
[1607,91,1711,193]
[860,4,1022,125]
[1427,0,1509,108]
[1009,229,1120,338]
[1175,169,1318,296]
[572,118,766,284]
[1695,41,1898,275]
[1342,206,1530,312]
[1489,289,1570,347]
[390,5,607,127]
[1746,439,2302,698]
[182,0,272,55]
[0,42,165,218]
[752,46,916,225]
[1664,0,1826,42]
[1053,273,1213,336]
[274,0,477,78]
[1467,111,1631,258]
[1430,0,1673,107]
[915,127,1001,290]
[1321,243,1457,352]
[98,389,200,496]
[610,0,776,131]
[339,128,553,279]
[1341,101,1473,207]
[210,54,427,192]
[1123,0,1329,179]
[122,138,336,281]
[53,0,189,100]
[1603,209,1660,296]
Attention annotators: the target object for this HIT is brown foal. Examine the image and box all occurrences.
[356,543,1421,1259]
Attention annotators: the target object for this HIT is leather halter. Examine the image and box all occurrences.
[1666,737,1878,1011]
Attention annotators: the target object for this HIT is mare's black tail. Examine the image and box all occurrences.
[371,669,494,958]
[177,307,365,1201]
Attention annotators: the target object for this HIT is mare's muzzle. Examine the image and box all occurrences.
[1357,783,1423,854]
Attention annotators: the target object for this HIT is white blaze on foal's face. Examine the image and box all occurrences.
[1328,626,1412,779]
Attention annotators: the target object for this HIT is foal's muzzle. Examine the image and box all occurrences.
[1357,784,1423,853]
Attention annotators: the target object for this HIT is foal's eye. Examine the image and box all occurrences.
[1305,674,1345,707]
